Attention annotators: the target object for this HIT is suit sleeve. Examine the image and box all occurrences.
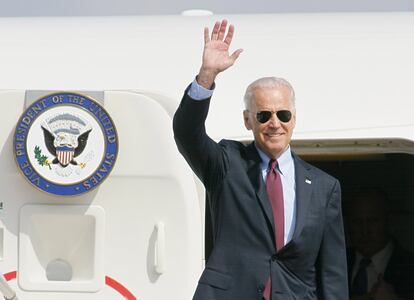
[317,179,349,300]
[173,88,228,190]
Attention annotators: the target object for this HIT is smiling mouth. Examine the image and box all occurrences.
[265,133,283,137]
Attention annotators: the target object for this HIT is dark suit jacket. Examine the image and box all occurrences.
[348,243,414,299]
[173,90,348,300]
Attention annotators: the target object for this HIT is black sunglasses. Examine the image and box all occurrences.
[255,110,292,123]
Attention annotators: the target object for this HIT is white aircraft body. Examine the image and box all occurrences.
[0,12,413,299]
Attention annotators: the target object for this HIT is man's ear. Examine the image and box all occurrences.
[243,110,252,130]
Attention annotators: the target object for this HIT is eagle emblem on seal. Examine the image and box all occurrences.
[41,113,92,168]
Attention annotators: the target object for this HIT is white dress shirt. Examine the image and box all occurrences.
[351,241,394,292]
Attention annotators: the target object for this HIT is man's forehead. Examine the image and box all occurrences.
[253,90,292,106]
[252,85,289,95]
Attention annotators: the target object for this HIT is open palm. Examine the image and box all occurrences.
[198,20,243,87]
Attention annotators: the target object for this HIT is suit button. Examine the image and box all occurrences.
[271,254,277,261]
[257,286,264,293]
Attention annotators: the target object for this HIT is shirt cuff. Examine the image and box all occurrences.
[187,78,215,101]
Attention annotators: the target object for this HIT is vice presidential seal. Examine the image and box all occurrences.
[13,92,118,196]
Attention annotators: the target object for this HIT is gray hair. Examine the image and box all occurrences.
[243,77,296,110]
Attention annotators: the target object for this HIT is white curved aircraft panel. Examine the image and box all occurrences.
[0,13,413,141]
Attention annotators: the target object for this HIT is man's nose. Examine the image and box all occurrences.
[267,113,281,127]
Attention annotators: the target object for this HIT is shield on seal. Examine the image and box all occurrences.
[56,146,75,166]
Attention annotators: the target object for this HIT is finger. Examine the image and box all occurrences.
[224,24,235,45]
[217,19,228,40]
[211,21,220,40]
[230,48,243,62]
[204,27,210,44]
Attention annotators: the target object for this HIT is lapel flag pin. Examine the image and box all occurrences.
[305,178,312,184]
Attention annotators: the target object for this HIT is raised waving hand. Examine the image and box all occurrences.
[197,19,243,89]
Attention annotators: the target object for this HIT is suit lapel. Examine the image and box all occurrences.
[245,146,314,249]
[246,143,275,237]
[291,153,313,241]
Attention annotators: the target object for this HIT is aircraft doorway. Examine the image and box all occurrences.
[296,138,414,299]
[294,138,414,253]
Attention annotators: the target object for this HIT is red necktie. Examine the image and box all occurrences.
[263,159,285,300]
[266,159,285,250]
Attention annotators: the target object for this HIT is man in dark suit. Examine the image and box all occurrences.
[173,19,348,299]
[346,189,414,300]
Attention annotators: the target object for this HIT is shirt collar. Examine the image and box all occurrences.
[255,144,293,176]
[371,241,394,273]
[355,241,394,273]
